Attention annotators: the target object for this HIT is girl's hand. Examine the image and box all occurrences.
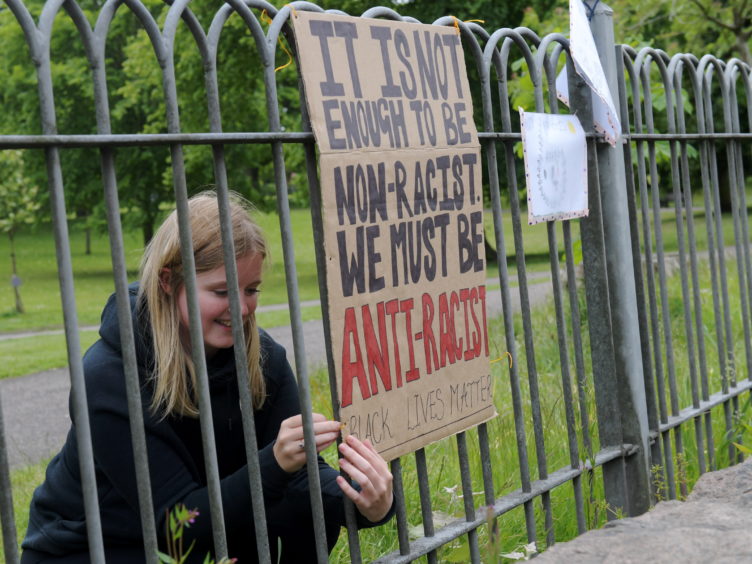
[273,413,341,473]
[336,435,394,523]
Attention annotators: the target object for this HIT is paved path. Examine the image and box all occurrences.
[0,274,554,470]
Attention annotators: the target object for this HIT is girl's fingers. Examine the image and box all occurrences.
[275,414,343,472]
[282,414,341,439]
[339,436,391,493]
[336,475,361,503]
[341,435,388,477]
[336,437,393,523]
[338,457,372,495]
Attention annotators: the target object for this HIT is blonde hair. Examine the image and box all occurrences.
[138,190,267,418]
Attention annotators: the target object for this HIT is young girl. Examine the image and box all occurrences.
[21,192,393,563]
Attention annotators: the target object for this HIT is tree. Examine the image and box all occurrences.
[0,150,41,314]
[606,0,752,64]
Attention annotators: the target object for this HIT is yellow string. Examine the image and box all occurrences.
[452,17,485,34]
[260,9,294,73]
[490,351,513,369]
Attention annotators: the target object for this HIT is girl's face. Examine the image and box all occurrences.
[175,252,264,358]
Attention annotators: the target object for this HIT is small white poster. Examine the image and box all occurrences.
[555,67,618,147]
[568,0,620,146]
[519,109,588,224]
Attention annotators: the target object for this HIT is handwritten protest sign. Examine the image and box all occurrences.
[292,11,496,460]
[520,109,588,224]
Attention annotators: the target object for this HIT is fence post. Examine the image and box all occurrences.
[585,0,652,515]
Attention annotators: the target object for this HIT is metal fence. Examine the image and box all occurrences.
[0,0,750,562]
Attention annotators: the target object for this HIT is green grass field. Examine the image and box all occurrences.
[0,205,561,379]
[1,201,750,562]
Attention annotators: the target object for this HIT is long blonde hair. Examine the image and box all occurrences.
[138,191,267,418]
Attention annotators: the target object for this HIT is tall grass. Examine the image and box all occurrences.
[313,254,750,562]
[5,256,749,563]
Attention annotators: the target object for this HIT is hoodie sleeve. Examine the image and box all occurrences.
[255,332,395,530]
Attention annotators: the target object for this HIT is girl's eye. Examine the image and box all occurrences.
[245,288,261,296]
[213,290,228,297]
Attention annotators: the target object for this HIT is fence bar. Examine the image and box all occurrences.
[726,73,752,396]
[265,10,331,561]
[562,219,596,525]
[672,60,709,477]
[81,0,161,552]
[480,31,537,545]
[694,65,719,472]
[10,0,110,557]
[415,449,438,564]
[4,130,752,150]
[618,47,665,500]
[0,388,19,564]
[455,433,480,562]
[206,7,273,558]
[653,380,752,435]
[99,150,160,563]
[389,459,411,556]
[663,56,692,499]
[375,445,637,563]
[548,221,586,535]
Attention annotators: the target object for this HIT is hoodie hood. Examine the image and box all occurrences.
[97,282,155,373]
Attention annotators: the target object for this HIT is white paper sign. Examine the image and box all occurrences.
[555,67,618,146]
[568,0,620,146]
[520,109,589,224]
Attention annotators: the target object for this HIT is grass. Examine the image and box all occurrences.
[8,459,49,555]
[4,255,749,562]
[0,208,321,333]
[1,202,750,562]
[0,205,568,336]
[321,256,751,562]
[0,305,324,380]
[0,331,100,379]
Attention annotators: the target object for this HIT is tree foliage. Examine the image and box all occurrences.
[1,0,749,242]
[0,0,308,245]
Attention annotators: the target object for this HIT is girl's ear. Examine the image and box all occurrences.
[159,268,172,295]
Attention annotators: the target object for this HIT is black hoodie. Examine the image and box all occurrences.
[22,285,389,562]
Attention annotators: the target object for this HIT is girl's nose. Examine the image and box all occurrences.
[240,294,258,316]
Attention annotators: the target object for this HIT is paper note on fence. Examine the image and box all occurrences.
[292,10,496,461]
[520,109,588,224]
[555,67,617,146]
[568,0,620,146]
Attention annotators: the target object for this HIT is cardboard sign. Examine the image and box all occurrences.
[292,11,496,460]
[520,109,588,224]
